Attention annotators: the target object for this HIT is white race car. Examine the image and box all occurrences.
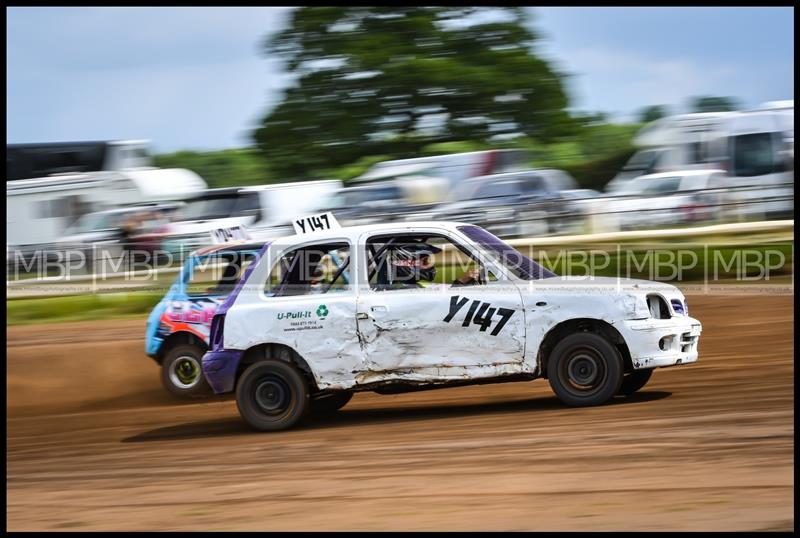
[202,215,702,431]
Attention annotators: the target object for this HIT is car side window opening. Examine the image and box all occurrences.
[644,176,681,195]
[523,175,544,192]
[366,233,496,292]
[186,251,257,297]
[265,242,351,297]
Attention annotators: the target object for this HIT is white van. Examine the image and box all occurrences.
[356,149,529,190]
[166,180,343,249]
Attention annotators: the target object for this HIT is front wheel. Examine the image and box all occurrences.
[617,369,654,396]
[547,332,624,407]
[161,344,212,398]
[236,361,310,432]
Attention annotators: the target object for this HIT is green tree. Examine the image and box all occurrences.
[254,7,574,179]
[637,104,669,123]
[688,95,740,113]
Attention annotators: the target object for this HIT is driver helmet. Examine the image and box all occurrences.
[389,242,442,284]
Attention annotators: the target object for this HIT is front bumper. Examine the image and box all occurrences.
[201,349,244,394]
[620,316,702,370]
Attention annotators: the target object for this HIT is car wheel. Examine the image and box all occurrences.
[617,369,654,396]
[311,391,353,416]
[161,344,212,398]
[547,332,624,407]
[236,361,310,432]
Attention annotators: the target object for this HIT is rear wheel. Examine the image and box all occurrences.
[547,332,624,407]
[617,369,654,396]
[236,361,310,432]
[161,344,212,399]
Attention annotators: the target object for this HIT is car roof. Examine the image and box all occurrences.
[91,205,167,216]
[636,169,724,180]
[270,221,474,245]
[467,169,557,182]
[192,241,267,257]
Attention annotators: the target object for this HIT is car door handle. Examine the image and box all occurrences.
[371,305,388,312]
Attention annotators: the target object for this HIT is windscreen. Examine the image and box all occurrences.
[457,225,556,280]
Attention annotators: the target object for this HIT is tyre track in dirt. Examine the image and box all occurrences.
[6,294,794,531]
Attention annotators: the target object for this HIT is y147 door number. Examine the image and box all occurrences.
[443,295,515,337]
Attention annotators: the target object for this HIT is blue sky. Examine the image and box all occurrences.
[6,7,794,154]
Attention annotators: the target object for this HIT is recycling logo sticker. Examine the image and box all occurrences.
[316,304,329,320]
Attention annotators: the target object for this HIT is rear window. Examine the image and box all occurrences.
[187,251,257,297]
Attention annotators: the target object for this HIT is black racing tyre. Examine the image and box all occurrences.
[547,332,624,407]
[236,361,310,432]
[311,392,353,416]
[617,369,654,396]
[161,344,212,399]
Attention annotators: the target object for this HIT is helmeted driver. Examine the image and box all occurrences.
[379,242,482,290]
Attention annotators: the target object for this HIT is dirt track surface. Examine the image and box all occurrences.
[7,294,794,531]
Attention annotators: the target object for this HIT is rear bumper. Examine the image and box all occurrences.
[201,349,243,394]
[620,316,702,370]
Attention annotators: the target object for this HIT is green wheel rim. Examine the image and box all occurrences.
[169,356,202,389]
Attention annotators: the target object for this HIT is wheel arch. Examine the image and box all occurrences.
[156,331,208,364]
[237,343,319,393]
[537,318,633,377]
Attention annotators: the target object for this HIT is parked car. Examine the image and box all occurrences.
[429,169,589,237]
[322,177,447,227]
[202,219,702,432]
[611,170,727,230]
[145,240,265,397]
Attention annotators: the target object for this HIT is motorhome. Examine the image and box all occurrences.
[607,105,794,219]
[606,112,737,192]
[6,140,208,248]
[707,107,794,219]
